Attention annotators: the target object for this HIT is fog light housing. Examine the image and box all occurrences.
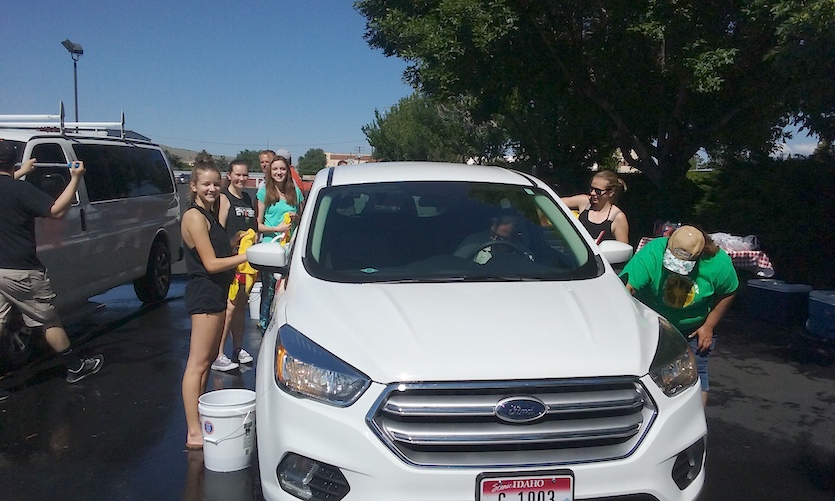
[672,436,706,490]
[277,453,350,500]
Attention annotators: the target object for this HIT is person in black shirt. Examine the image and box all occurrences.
[0,141,103,402]
[212,159,257,372]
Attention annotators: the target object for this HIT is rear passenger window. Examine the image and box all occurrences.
[31,143,67,164]
[73,144,175,202]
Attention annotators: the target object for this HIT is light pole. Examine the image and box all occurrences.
[61,39,83,122]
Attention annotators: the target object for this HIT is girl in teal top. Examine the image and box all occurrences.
[256,154,304,332]
[256,156,304,242]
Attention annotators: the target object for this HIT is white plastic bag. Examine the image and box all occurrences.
[709,232,759,251]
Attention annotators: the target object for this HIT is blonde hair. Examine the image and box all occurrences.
[593,170,627,203]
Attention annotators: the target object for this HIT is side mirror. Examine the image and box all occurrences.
[598,240,633,264]
[246,242,289,275]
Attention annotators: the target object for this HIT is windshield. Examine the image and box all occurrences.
[304,181,597,283]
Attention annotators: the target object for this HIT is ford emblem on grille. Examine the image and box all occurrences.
[495,396,548,423]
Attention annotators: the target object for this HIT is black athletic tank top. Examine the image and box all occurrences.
[184,204,235,284]
[578,207,616,242]
[221,188,256,236]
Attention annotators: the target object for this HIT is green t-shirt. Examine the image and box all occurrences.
[619,237,739,333]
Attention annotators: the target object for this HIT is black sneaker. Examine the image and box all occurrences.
[0,388,11,402]
[66,355,104,383]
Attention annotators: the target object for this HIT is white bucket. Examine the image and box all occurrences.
[198,389,256,472]
[248,282,262,321]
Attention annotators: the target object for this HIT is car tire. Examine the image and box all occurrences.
[134,240,171,304]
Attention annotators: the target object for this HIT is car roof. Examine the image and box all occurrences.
[324,161,538,187]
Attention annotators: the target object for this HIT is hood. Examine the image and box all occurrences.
[280,273,658,384]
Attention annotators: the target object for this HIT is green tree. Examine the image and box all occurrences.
[355,0,835,188]
[194,150,229,171]
[235,149,262,172]
[194,150,213,164]
[363,92,509,163]
[297,148,327,176]
[164,149,188,170]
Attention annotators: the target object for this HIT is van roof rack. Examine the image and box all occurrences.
[0,101,126,139]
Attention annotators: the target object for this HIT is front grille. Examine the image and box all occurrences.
[366,378,656,468]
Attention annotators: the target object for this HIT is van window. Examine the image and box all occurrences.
[73,144,175,202]
[31,143,67,164]
[25,167,71,201]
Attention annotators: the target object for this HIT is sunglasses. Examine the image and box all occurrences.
[589,187,609,196]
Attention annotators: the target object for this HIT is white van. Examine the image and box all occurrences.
[0,105,182,308]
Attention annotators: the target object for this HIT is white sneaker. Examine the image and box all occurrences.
[211,354,239,372]
[237,349,254,364]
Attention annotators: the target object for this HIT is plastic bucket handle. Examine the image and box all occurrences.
[203,410,253,445]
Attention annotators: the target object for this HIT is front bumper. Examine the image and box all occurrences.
[256,373,706,501]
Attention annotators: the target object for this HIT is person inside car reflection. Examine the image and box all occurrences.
[455,215,532,264]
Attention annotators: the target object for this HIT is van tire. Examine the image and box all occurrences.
[134,241,171,304]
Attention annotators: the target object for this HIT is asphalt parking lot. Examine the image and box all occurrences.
[1,278,833,500]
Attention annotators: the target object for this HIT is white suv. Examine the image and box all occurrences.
[247,162,706,501]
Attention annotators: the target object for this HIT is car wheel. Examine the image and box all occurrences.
[134,240,171,304]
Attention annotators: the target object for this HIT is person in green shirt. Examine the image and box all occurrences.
[620,225,738,405]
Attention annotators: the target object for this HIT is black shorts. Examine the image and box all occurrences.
[185,275,228,315]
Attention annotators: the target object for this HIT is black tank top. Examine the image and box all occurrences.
[184,205,234,284]
[578,206,615,242]
[221,188,256,236]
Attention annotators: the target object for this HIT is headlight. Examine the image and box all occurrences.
[275,324,370,407]
[648,317,698,397]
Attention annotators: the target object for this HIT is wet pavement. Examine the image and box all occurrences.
[1,278,834,500]
[0,278,262,501]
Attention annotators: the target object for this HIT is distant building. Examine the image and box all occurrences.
[326,152,374,167]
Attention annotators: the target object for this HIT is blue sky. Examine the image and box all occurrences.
[0,1,819,160]
[0,1,413,159]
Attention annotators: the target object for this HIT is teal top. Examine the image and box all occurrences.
[256,185,304,243]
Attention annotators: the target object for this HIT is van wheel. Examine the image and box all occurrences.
[134,241,171,304]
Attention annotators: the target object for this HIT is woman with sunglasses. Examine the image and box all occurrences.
[561,170,629,244]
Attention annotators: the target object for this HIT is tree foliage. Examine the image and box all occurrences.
[235,149,263,172]
[355,0,835,187]
[164,149,188,171]
[363,92,509,163]
[194,149,229,171]
[194,150,214,164]
[298,148,328,175]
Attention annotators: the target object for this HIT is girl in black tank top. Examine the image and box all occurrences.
[215,161,258,372]
[560,171,630,243]
[180,162,248,451]
[220,187,257,236]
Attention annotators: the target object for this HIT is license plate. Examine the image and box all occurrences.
[477,471,574,501]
